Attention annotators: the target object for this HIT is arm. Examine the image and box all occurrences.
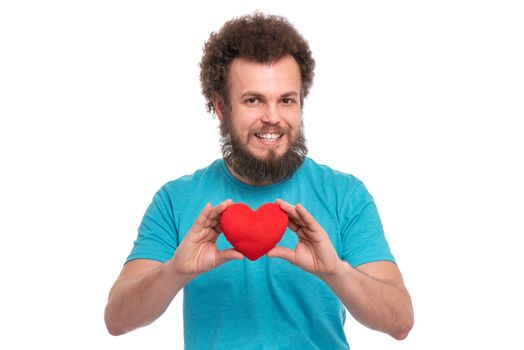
[104,259,190,336]
[322,260,413,340]
[104,200,243,336]
[267,200,413,340]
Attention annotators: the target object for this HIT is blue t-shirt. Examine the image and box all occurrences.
[127,158,395,350]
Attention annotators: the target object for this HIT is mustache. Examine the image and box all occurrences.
[251,126,290,135]
[219,114,307,185]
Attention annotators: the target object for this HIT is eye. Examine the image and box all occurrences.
[245,97,259,104]
[281,97,295,104]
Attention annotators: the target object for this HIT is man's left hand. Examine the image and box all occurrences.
[267,199,343,279]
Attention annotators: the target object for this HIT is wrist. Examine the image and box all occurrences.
[316,259,344,280]
[163,260,197,286]
[318,259,351,283]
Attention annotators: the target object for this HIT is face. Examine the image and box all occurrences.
[214,55,307,185]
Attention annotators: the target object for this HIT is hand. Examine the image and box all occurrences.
[267,199,343,279]
[170,200,244,277]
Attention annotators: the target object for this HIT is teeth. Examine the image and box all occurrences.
[257,133,281,141]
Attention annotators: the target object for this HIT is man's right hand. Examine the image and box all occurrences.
[168,199,244,278]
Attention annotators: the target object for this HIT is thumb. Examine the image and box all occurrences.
[267,246,295,264]
[216,248,244,266]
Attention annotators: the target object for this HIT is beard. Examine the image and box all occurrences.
[219,116,308,185]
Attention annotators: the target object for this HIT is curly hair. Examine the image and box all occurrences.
[199,12,315,114]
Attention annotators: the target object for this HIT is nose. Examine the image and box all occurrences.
[260,103,280,124]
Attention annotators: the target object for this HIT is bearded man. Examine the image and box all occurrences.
[105,12,414,349]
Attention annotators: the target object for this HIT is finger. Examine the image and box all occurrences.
[266,246,295,264]
[209,199,233,220]
[208,221,221,235]
[287,218,300,232]
[295,204,321,230]
[191,203,212,232]
[213,223,223,235]
[275,199,303,224]
[280,220,308,241]
[217,248,244,265]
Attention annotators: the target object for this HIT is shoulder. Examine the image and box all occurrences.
[301,157,364,191]
[150,160,222,208]
[161,159,222,193]
[300,158,377,214]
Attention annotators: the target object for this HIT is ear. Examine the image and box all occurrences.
[212,93,226,122]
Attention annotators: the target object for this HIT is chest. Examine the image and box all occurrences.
[175,187,343,257]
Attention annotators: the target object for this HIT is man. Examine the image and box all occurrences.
[105,12,414,349]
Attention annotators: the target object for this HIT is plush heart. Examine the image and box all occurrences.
[220,203,288,261]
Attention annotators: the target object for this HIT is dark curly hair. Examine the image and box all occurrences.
[199,12,315,114]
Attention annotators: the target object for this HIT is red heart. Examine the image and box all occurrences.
[220,203,288,261]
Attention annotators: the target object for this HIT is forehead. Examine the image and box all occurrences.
[228,55,301,96]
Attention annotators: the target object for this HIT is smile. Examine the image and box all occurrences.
[254,133,284,143]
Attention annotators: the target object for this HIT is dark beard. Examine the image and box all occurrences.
[220,117,308,185]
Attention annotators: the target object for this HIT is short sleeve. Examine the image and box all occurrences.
[340,180,395,267]
[126,185,179,263]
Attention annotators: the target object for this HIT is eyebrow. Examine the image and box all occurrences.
[240,91,299,99]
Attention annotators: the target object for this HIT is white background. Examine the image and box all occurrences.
[1,1,523,349]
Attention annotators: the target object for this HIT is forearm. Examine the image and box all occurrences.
[104,260,194,335]
[320,261,414,340]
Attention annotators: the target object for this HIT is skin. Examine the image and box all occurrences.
[214,55,302,183]
[104,200,243,335]
[268,200,414,340]
[105,55,414,340]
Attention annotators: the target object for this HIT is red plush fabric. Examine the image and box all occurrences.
[220,203,288,261]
